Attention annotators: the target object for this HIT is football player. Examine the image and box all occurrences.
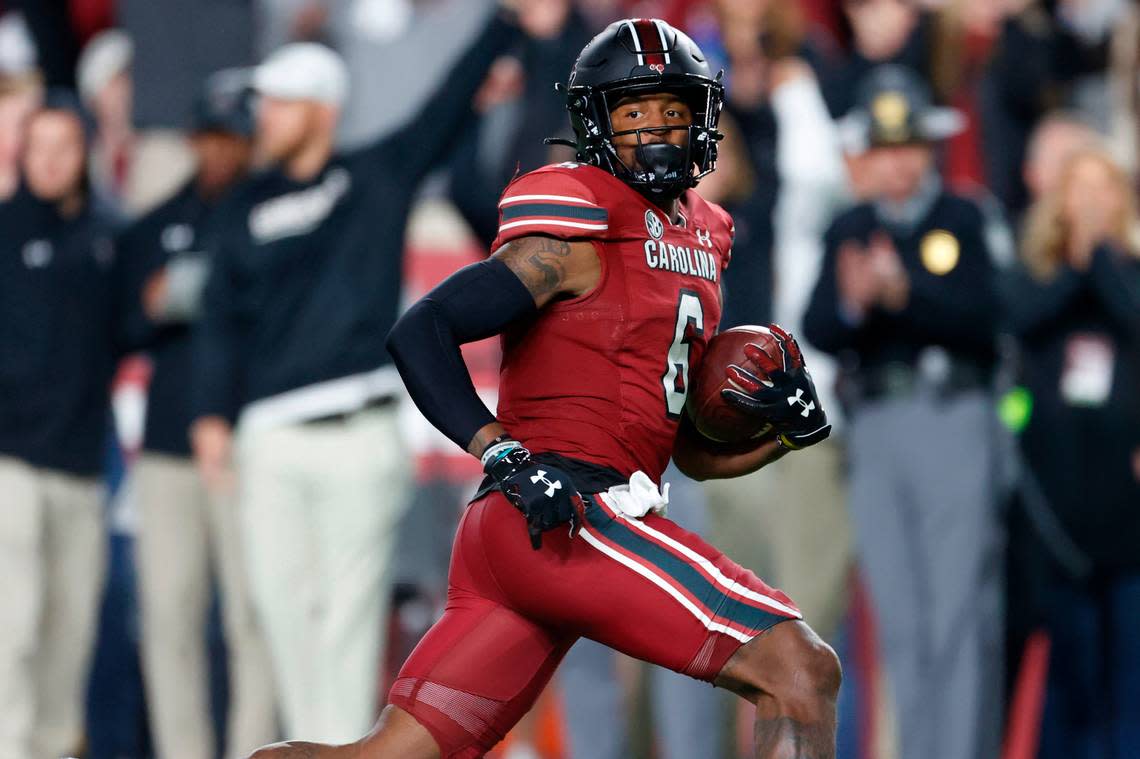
[248,18,836,759]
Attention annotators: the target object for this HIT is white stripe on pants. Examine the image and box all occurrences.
[0,455,106,759]
[236,407,411,742]
[134,453,277,758]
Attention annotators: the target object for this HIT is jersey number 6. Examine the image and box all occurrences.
[662,289,704,418]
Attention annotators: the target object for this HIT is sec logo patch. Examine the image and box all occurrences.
[645,209,664,240]
[920,230,959,275]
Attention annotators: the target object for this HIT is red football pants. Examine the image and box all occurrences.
[389,492,800,758]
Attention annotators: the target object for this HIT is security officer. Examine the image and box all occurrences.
[190,5,519,741]
[803,65,1004,759]
[117,70,276,759]
[0,90,125,759]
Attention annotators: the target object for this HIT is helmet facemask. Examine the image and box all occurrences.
[567,77,724,201]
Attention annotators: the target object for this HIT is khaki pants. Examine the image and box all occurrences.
[134,453,277,758]
[703,438,852,641]
[0,456,106,759]
[236,407,411,742]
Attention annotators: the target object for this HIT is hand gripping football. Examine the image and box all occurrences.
[686,325,802,443]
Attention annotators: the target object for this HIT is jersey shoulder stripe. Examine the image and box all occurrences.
[500,203,608,223]
[492,164,614,247]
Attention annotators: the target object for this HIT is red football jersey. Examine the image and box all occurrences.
[490,163,734,482]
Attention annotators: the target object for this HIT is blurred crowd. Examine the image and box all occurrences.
[1,1,1138,759]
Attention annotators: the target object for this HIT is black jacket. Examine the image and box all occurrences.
[1003,246,1140,571]
[0,188,129,475]
[803,190,999,373]
[117,180,219,456]
[193,13,516,425]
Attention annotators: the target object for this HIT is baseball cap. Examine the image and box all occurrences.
[76,28,132,105]
[251,42,348,107]
[193,67,254,136]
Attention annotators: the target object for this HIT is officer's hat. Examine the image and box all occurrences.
[838,65,965,154]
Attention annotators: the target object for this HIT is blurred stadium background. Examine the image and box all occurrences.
[1,0,1138,758]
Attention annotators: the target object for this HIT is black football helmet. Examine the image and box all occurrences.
[561,18,724,201]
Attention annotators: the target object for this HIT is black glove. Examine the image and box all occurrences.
[721,324,832,451]
[483,441,586,549]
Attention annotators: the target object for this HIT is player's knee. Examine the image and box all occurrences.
[787,636,842,704]
[763,634,839,709]
[725,623,841,713]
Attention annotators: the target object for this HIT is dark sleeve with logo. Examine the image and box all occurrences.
[353,9,518,184]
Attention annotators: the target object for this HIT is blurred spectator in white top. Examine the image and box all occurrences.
[76,29,133,208]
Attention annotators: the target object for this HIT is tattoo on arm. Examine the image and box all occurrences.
[495,236,573,302]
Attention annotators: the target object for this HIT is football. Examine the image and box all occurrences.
[687,325,787,443]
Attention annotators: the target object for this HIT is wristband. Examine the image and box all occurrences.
[481,437,524,469]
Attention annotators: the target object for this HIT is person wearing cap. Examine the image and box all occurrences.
[0,89,130,759]
[115,69,276,759]
[803,64,1004,759]
[190,3,520,742]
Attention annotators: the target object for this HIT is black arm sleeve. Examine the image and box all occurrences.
[387,257,537,451]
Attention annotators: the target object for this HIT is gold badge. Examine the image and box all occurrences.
[920,230,960,275]
[872,91,909,140]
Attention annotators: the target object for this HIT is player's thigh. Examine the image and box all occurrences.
[388,589,573,759]
[526,494,802,682]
